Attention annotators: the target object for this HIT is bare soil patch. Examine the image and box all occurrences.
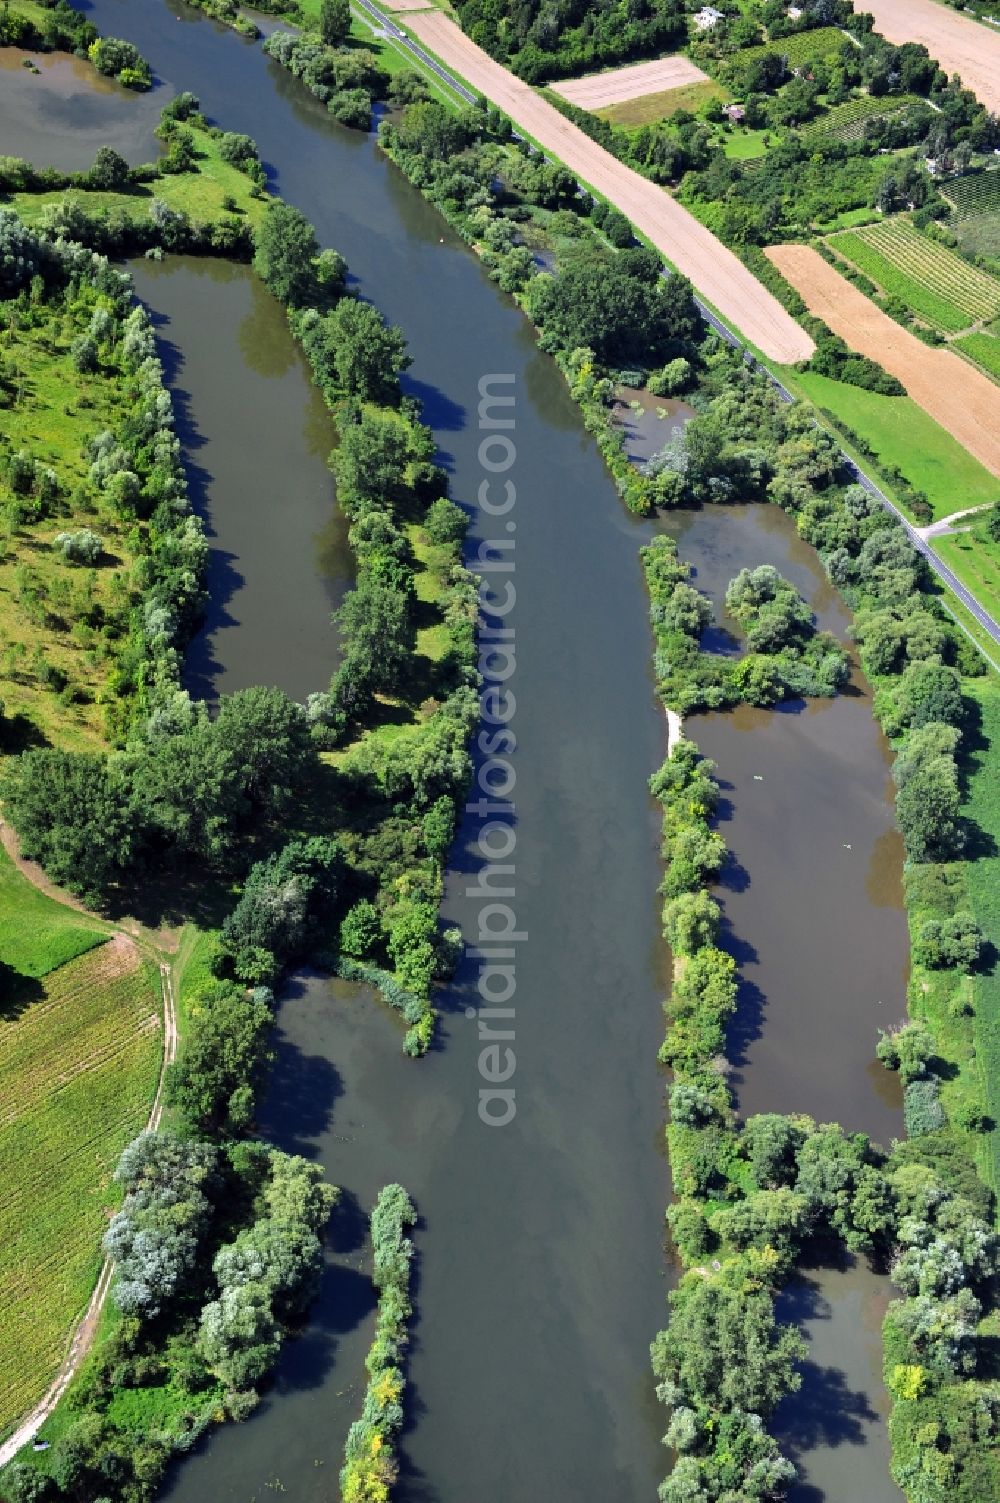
[861,0,1000,112]
[403,13,814,362]
[766,243,1000,477]
[550,54,709,110]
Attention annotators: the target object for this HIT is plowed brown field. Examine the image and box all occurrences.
[550,55,709,110]
[766,243,1000,477]
[402,13,814,363]
[862,0,1000,112]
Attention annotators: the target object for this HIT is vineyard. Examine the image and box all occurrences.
[942,169,1000,219]
[955,332,1000,380]
[0,939,161,1439]
[801,91,920,143]
[831,220,1000,332]
[727,25,848,70]
[943,170,1000,259]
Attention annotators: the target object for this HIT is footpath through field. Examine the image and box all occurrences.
[387,10,814,363]
[860,0,1000,113]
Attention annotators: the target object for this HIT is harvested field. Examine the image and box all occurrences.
[767,243,1000,478]
[403,13,814,362]
[0,939,161,1439]
[860,0,1000,112]
[598,78,726,128]
[550,54,709,110]
[378,0,435,12]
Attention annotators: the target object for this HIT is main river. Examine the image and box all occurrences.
[21,3,903,1497]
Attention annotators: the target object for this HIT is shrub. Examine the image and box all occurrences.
[904,1078,946,1136]
[54,528,103,565]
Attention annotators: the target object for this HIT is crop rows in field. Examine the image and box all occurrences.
[942,169,1000,220]
[728,26,848,69]
[801,91,919,142]
[0,945,161,1438]
[831,220,1000,331]
[955,332,1000,380]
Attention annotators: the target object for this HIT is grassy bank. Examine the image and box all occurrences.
[787,369,999,524]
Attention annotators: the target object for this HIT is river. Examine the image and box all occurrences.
[24,5,901,1498]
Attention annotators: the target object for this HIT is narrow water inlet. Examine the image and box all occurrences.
[129,257,352,703]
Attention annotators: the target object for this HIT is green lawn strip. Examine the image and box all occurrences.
[960,677,1000,1194]
[934,527,1000,629]
[953,331,1000,382]
[786,369,999,522]
[829,229,974,333]
[0,844,106,979]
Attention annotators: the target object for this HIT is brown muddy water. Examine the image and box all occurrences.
[0,48,161,170]
[129,257,352,702]
[663,502,908,1150]
[614,385,695,466]
[34,3,905,1497]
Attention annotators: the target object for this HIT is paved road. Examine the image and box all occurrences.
[358,0,1000,652]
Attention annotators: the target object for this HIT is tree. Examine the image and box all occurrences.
[214,686,315,818]
[328,297,410,401]
[198,1282,281,1390]
[70,333,98,374]
[89,145,130,191]
[335,577,414,703]
[167,980,274,1132]
[743,1113,804,1190]
[105,1132,218,1320]
[0,749,139,899]
[220,837,344,983]
[662,889,720,956]
[319,0,351,46]
[651,1270,806,1415]
[253,200,319,307]
[333,408,412,518]
[395,100,469,160]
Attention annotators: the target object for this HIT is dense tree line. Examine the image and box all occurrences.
[452,0,686,81]
[340,1185,417,1501]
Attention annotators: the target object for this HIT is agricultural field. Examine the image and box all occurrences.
[800,91,921,143]
[723,25,848,70]
[954,331,1000,379]
[830,219,1000,332]
[597,78,726,128]
[0,936,161,1440]
[941,169,1000,259]
[549,54,709,111]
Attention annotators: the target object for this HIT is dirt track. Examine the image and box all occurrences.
[401,13,814,363]
[862,0,1000,112]
[550,54,709,110]
[766,243,1000,477]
